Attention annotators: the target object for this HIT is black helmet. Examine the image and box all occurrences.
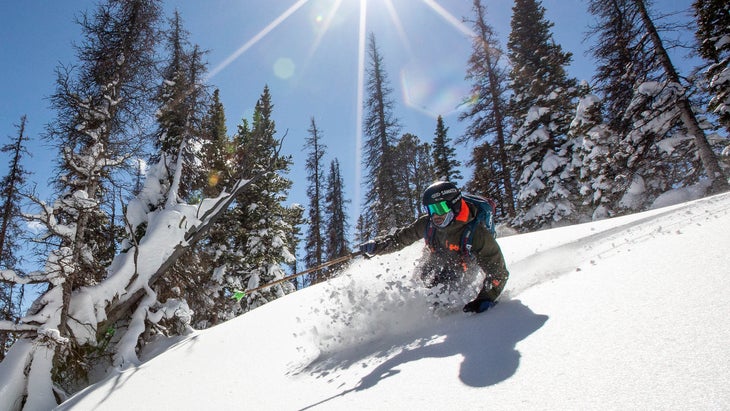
[422,181,462,214]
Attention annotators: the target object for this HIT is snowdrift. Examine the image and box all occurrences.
[57,193,730,410]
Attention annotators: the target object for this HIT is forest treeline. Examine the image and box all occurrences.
[0,0,728,409]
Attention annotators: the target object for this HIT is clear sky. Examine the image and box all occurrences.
[0,0,697,251]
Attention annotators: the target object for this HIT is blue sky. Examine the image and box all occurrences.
[0,0,697,252]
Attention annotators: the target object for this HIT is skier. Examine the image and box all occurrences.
[359,181,509,313]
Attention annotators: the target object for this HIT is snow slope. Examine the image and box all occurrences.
[57,192,730,410]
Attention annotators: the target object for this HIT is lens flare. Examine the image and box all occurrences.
[208,171,220,187]
[274,57,296,79]
[400,62,470,118]
[206,0,309,81]
[203,0,475,213]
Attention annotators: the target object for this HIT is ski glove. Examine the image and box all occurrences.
[463,298,496,314]
[359,236,394,258]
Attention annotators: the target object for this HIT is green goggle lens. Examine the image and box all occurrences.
[427,201,451,215]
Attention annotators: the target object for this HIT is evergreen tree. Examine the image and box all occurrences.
[232,86,296,311]
[431,116,462,183]
[0,115,31,360]
[303,118,327,284]
[354,214,369,246]
[586,0,673,211]
[200,89,233,197]
[43,0,160,335]
[25,0,162,395]
[362,33,406,237]
[587,0,649,136]
[187,88,236,328]
[154,11,209,203]
[693,0,730,134]
[460,0,515,217]
[285,203,306,287]
[152,12,215,329]
[635,0,726,193]
[587,0,728,212]
[568,85,621,220]
[507,0,580,230]
[323,159,351,279]
[396,133,434,220]
[465,142,503,208]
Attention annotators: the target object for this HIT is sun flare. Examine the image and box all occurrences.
[206,0,474,211]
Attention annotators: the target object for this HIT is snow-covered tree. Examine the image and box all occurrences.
[0,0,163,407]
[507,0,580,230]
[636,0,726,191]
[153,11,209,204]
[568,86,622,220]
[587,0,727,212]
[0,108,288,411]
[188,88,240,327]
[148,11,217,331]
[460,0,515,217]
[694,0,730,134]
[230,86,297,311]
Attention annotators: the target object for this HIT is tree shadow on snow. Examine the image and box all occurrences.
[300,299,548,409]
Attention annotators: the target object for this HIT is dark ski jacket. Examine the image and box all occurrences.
[379,200,509,301]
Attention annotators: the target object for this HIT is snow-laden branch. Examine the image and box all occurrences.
[0,321,39,333]
[84,134,288,353]
[0,269,54,285]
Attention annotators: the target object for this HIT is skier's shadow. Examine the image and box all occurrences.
[300,299,547,409]
[359,299,547,389]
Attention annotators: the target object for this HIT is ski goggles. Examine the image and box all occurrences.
[426,200,451,215]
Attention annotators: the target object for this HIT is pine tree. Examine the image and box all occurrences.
[362,33,406,237]
[43,0,160,333]
[568,85,621,220]
[508,0,580,230]
[323,159,351,279]
[183,88,237,328]
[303,118,327,284]
[460,0,515,217]
[694,0,730,134]
[431,116,462,184]
[151,12,216,330]
[586,0,671,211]
[0,115,31,360]
[232,86,297,311]
[587,0,728,212]
[200,89,233,197]
[636,0,727,193]
[396,133,434,220]
[354,214,369,245]
[587,0,649,136]
[20,0,162,399]
[154,11,209,204]
[465,142,503,207]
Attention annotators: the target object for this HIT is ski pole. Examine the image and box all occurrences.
[233,250,364,300]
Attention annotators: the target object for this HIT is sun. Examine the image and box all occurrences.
[206,0,474,210]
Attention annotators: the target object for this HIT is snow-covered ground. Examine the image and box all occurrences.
[57,192,730,410]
